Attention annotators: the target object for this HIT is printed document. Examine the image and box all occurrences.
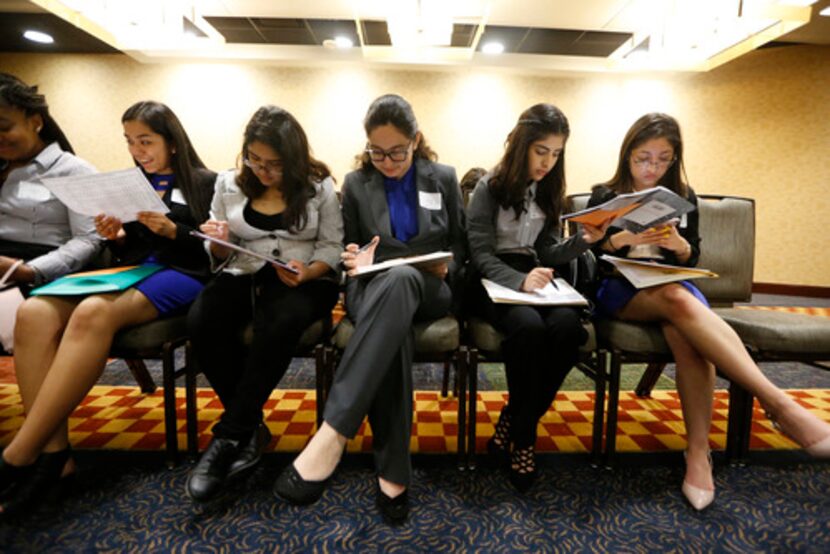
[352,251,453,278]
[562,186,695,233]
[601,255,717,289]
[481,278,588,306]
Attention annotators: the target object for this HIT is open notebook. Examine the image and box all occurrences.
[481,278,588,306]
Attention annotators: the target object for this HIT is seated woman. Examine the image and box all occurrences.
[466,104,606,491]
[589,112,830,511]
[0,100,216,517]
[0,72,100,289]
[274,94,466,525]
[186,105,343,503]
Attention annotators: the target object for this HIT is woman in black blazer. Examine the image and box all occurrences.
[275,94,466,524]
[1,101,215,517]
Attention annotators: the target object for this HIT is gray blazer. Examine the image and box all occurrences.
[467,175,589,291]
[341,157,467,285]
[208,170,344,278]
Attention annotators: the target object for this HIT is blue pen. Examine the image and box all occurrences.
[550,275,560,291]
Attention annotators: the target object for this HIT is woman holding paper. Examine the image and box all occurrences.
[466,104,606,491]
[274,94,465,524]
[185,106,343,503]
[0,73,100,289]
[590,113,830,510]
[0,101,215,517]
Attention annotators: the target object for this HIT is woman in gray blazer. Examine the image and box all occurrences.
[186,106,343,503]
[275,94,466,524]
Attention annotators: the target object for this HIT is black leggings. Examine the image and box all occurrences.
[188,267,339,441]
[472,280,587,448]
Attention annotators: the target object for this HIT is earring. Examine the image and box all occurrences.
[35,126,42,133]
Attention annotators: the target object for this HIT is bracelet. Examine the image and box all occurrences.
[607,234,618,251]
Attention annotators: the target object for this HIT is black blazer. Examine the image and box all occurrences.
[108,167,217,281]
[341,157,467,286]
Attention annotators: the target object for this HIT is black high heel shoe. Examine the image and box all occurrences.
[0,448,72,518]
[487,407,511,466]
[508,445,538,493]
[376,484,409,526]
[0,451,36,497]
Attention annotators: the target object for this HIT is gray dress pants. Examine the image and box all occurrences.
[323,265,451,486]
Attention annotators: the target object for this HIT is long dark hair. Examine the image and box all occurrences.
[122,101,212,223]
[0,72,74,155]
[489,103,570,220]
[237,105,330,231]
[602,112,688,197]
[356,94,437,170]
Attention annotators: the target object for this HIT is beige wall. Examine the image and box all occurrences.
[3,45,828,286]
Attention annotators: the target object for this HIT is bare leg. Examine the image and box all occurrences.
[2,289,159,467]
[662,322,714,491]
[619,284,830,449]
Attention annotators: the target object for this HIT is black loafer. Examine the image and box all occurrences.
[0,448,72,518]
[376,487,409,526]
[228,424,272,478]
[186,437,241,503]
[273,464,328,506]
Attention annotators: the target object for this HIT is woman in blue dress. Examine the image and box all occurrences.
[0,101,215,517]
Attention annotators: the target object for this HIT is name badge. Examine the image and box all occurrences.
[171,188,187,205]
[18,182,52,202]
[679,213,687,228]
[419,191,442,210]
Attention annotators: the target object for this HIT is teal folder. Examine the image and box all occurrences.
[30,264,164,296]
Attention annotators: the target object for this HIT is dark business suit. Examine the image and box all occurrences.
[323,157,466,486]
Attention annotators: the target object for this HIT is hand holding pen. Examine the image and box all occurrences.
[521,266,555,293]
[341,235,380,276]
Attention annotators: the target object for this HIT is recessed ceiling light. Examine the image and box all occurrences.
[482,41,504,55]
[334,36,353,49]
[777,0,818,6]
[820,6,830,16]
[23,30,54,44]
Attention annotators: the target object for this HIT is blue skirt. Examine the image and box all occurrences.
[594,276,709,318]
[135,268,204,316]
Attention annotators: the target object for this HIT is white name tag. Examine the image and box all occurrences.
[171,188,187,205]
[18,182,52,202]
[679,213,687,228]
[419,191,442,210]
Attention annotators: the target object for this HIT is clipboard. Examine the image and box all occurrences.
[191,231,300,275]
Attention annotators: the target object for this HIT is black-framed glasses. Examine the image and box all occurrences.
[243,157,283,175]
[365,142,412,163]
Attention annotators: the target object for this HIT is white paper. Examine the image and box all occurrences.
[625,200,674,226]
[601,255,717,289]
[419,191,442,210]
[481,278,588,306]
[40,167,169,223]
[352,251,453,278]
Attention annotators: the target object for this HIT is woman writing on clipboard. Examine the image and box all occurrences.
[274,94,466,525]
[185,106,343,503]
[589,113,830,510]
[1,101,214,517]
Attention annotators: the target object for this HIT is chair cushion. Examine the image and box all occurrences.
[715,308,830,355]
[467,317,597,355]
[594,318,670,355]
[241,319,326,353]
[333,315,460,353]
[111,315,188,353]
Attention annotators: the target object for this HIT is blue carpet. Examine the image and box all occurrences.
[1,452,828,552]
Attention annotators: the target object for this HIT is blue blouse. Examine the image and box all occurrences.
[384,164,418,242]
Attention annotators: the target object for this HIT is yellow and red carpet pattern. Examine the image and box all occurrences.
[2,384,828,454]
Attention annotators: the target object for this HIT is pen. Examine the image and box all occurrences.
[549,275,560,290]
[357,240,375,253]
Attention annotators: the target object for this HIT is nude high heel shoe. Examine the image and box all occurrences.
[764,404,830,459]
[682,450,714,511]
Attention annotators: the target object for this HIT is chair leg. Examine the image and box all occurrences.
[466,347,477,471]
[315,344,327,428]
[441,359,451,398]
[635,363,666,398]
[603,351,622,468]
[161,342,179,468]
[456,349,467,471]
[185,341,198,459]
[726,381,754,465]
[126,359,157,394]
[591,351,607,467]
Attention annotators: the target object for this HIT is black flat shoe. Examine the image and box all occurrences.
[273,463,329,506]
[0,448,72,518]
[376,486,409,526]
[508,445,538,494]
[228,424,272,479]
[186,437,242,503]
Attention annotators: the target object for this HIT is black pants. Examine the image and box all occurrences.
[0,239,56,261]
[188,267,339,441]
[471,279,587,448]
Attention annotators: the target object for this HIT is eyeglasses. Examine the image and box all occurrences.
[243,157,283,175]
[632,157,676,170]
[365,142,412,163]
